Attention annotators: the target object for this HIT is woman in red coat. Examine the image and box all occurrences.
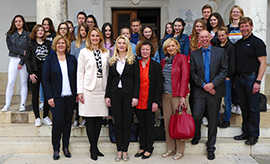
[161,38,189,160]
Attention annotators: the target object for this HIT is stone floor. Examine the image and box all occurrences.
[0,154,263,164]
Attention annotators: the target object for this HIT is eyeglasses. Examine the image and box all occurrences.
[60,28,67,30]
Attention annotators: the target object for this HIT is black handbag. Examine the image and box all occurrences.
[259,93,267,112]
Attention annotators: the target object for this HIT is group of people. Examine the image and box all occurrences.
[1,3,267,161]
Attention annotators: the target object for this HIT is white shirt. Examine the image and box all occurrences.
[116,59,126,88]
[59,60,72,96]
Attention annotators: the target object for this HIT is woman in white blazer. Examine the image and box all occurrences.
[77,27,109,161]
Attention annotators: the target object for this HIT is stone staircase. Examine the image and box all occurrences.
[1,102,270,156]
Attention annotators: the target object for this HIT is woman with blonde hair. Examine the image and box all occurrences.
[77,27,110,161]
[190,19,207,52]
[42,35,77,160]
[161,38,189,160]
[105,35,139,161]
[227,5,244,115]
[227,5,244,44]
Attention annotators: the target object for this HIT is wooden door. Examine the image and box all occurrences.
[112,10,137,39]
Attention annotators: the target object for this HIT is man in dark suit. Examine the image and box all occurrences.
[190,30,227,160]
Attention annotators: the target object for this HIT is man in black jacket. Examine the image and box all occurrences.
[190,30,227,160]
[233,17,267,145]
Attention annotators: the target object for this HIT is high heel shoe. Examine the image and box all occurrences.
[161,150,175,158]
[141,151,152,159]
[63,148,71,158]
[90,149,98,160]
[114,152,122,162]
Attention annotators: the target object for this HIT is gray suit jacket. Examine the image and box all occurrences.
[190,46,227,98]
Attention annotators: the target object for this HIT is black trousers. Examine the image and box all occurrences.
[111,89,132,152]
[135,109,154,152]
[235,74,260,137]
[85,117,102,152]
[31,72,49,119]
[51,96,74,152]
[192,93,221,152]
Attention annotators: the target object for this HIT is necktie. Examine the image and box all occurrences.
[203,48,210,83]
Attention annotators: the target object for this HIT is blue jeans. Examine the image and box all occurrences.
[39,84,44,103]
[224,79,232,122]
[235,73,260,137]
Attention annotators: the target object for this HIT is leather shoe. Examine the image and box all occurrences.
[141,152,151,159]
[53,151,60,160]
[134,151,144,158]
[96,149,104,157]
[245,137,258,145]
[219,121,230,128]
[63,148,71,158]
[90,150,98,160]
[207,152,215,160]
[234,133,248,140]
[191,138,200,145]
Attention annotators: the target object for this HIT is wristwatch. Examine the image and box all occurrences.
[255,80,261,84]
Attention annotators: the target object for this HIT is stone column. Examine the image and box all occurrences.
[235,0,267,41]
[36,0,68,27]
[235,0,268,94]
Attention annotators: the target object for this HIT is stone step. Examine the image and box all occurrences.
[0,123,270,138]
[1,105,270,128]
[0,136,269,156]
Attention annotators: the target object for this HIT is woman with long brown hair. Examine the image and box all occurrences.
[190,19,207,52]
[2,15,29,112]
[25,24,52,127]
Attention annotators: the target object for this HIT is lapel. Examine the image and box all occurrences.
[210,47,216,79]
[121,60,129,76]
[113,62,120,76]
[66,55,73,82]
[53,53,63,84]
[198,48,205,78]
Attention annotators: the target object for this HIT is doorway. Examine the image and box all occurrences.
[112,8,161,40]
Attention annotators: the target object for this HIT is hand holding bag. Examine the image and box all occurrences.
[169,106,195,139]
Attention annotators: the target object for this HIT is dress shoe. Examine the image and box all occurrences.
[96,149,104,157]
[63,148,71,158]
[191,138,200,145]
[234,133,248,140]
[134,151,144,158]
[207,152,215,160]
[219,121,230,128]
[90,150,98,160]
[245,137,258,145]
[53,151,60,160]
[141,152,151,159]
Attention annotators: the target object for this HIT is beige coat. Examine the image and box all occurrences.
[77,48,109,117]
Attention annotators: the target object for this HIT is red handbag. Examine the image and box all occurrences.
[169,106,195,139]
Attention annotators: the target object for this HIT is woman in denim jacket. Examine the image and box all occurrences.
[160,18,190,60]
[2,15,30,112]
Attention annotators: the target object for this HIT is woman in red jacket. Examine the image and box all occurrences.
[161,38,189,160]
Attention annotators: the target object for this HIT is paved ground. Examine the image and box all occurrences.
[0,153,263,164]
[253,155,270,164]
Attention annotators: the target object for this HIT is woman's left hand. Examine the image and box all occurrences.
[152,103,158,112]
[17,64,22,70]
[131,98,138,107]
[179,97,186,107]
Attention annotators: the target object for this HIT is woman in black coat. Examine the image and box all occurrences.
[42,35,77,160]
[134,40,162,159]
